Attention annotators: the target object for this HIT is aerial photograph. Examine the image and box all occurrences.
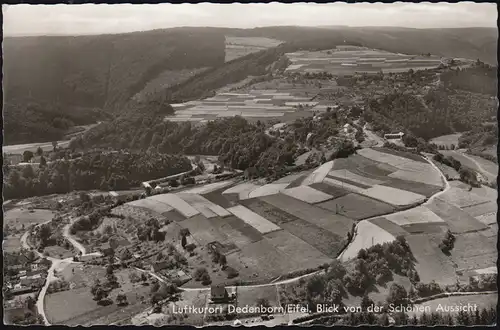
[2,2,498,326]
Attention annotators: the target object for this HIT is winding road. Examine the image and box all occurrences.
[21,220,101,325]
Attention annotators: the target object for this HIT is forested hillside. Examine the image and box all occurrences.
[4,26,496,145]
[3,28,225,144]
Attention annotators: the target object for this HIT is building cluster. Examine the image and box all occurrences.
[5,255,51,296]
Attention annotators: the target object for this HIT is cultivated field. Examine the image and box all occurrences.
[405,234,458,286]
[285,46,442,75]
[426,198,488,234]
[317,193,395,221]
[225,36,283,62]
[436,187,490,208]
[451,232,497,273]
[359,185,426,208]
[429,133,462,148]
[282,185,334,204]
[384,206,445,227]
[340,220,396,261]
[4,208,56,229]
[227,205,282,234]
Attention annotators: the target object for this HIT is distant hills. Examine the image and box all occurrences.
[3,26,497,145]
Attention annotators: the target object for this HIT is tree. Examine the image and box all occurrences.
[52,141,58,152]
[39,156,47,167]
[361,294,374,311]
[116,293,128,306]
[36,147,44,156]
[23,150,34,163]
[386,283,408,306]
[219,254,227,268]
[181,235,187,249]
[439,229,456,254]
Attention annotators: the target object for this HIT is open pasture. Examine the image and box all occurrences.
[235,286,279,310]
[3,234,22,253]
[149,193,200,218]
[264,230,333,268]
[4,208,56,229]
[317,193,395,221]
[436,187,490,208]
[228,239,296,280]
[426,198,489,233]
[465,154,498,182]
[126,198,173,215]
[259,193,355,238]
[451,232,497,273]
[405,234,458,286]
[429,133,463,148]
[282,185,334,204]
[359,185,426,208]
[340,220,396,261]
[227,205,282,234]
[449,181,497,201]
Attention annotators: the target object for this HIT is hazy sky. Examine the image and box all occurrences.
[3,2,497,36]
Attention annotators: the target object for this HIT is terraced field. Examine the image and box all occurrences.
[117,146,495,287]
[285,45,442,75]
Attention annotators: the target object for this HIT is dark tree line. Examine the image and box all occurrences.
[4,150,191,200]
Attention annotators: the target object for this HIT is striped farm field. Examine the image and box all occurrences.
[180,180,234,195]
[309,182,350,198]
[340,220,396,261]
[264,230,333,269]
[461,200,497,217]
[385,206,445,226]
[426,198,488,233]
[149,194,200,217]
[388,167,443,187]
[323,177,366,194]
[239,198,300,225]
[325,175,371,189]
[248,183,290,199]
[328,169,384,187]
[357,148,414,168]
[449,181,497,201]
[371,147,427,163]
[451,232,497,273]
[177,193,231,218]
[282,185,334,204]
[279,218,345,258]
[368,217,410,237]
[300,160,334,185]
[474,211,497,226]
[222,182,260,200]
[273,172,308,184]
[362,185,426,208]
[332,154,399,176]
[227,205,282,234]
[126,198,173,214]
[381,177,442,197]
[259,193,355,238]
[405,234,458,286]
[436,187,490,208]
[317,193,395,221]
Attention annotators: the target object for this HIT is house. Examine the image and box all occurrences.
[210,284,229,302]
[150,261,170,273]
[99,243,115,257]
[384,132,405,140]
